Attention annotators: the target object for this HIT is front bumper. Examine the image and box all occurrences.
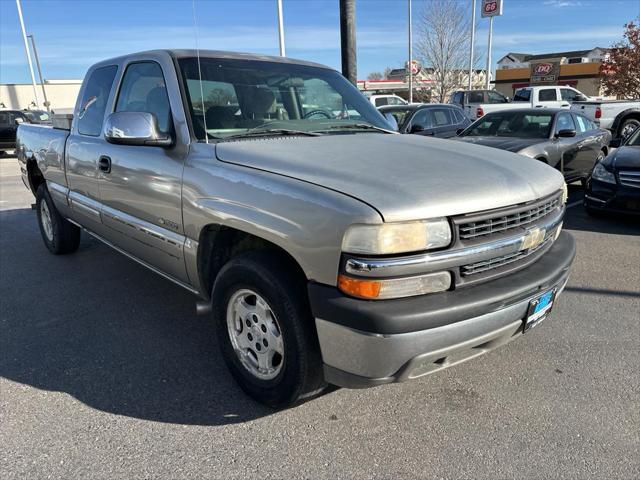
[584,177,640,215]
[309,231,576,388]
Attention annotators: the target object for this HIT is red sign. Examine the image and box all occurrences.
[533,63,554,75]
[530,61,561,85]
[481,0,503,18]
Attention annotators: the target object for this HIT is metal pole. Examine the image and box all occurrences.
[468,0,476,90]
[276,0,286,57]
[408,0,413,103]
[339,0,357,85]
[28,34,49,111]
[15,0,40,108]
[485,15,493,90]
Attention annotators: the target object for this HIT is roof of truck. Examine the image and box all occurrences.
[96,49,332,70]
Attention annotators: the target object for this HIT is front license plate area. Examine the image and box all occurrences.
[524,288,556,332]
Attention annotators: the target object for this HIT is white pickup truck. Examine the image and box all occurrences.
[462,86,592,120]
[571,100,640,139]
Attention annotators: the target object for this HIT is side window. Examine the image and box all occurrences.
[468,91,484,103]
[431,108,452,126]
[574,115,590,133]
[561,88,578,102]
[554,112,576,134]
[452,92,462,105]
[77,65,118,137]
[116,62,171,133]
[451,108,465,123]
[538,89,558,102]
[411,109,431,128]
[488,91,507,103]
[513,89,531,102]
[0,113,9,125]
[375,97,388,107]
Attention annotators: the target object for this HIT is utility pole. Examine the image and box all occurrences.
[276,0,286,57]
[28,34,49,111]
[468,0,476,90]
[339,0,357,85]
[408,0,413,103]
[15,0,40,108]
[485,15,493,89]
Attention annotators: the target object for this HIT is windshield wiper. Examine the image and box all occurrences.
[219,128,322,141]
[312,123,396,134]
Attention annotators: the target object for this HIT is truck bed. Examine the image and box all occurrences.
[17,123,70,193]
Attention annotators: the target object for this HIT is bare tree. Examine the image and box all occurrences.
[367,71,384,80]
[415,0,479,102]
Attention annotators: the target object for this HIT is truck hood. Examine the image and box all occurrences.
[215,133,563,222]
[454,136,544,153]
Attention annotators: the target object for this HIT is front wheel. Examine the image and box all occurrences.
[36,184,81,254]
[212,251,326,407]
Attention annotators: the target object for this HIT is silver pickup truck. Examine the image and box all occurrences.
[17,50,576,407]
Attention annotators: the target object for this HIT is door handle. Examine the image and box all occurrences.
[98,155,111,173]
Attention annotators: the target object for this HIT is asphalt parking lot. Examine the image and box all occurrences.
[1,153,639,479]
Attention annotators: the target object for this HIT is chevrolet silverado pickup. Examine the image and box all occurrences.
[17,50,575,407]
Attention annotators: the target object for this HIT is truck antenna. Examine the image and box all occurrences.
[192,0,209,143]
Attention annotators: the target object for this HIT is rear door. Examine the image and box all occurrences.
[573,113,603,173]
[98,59,190,282]
[429,107,459,138]
[65,65,119,236]
[535,88,562,108]
[552,112,582,178]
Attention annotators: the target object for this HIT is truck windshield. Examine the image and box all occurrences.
[178,57,390,140]
[461,111,553,139]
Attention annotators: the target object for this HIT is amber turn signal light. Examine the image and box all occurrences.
[337,275,382,299]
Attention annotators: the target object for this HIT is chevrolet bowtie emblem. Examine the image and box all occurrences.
[522,227,546,250]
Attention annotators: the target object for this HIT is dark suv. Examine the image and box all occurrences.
[0,110,51,154]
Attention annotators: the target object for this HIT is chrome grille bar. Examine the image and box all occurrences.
[619,171,640,189]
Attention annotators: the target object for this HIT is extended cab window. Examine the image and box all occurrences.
[116,62,171,133]
[77,65,118,136]
[538,89,558,102]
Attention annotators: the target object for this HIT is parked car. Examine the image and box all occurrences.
[449,89,510,119]
[17,49,575,407]
[455,108,611,183]
[0,109,51,154]
[460,86,593,121]
[378,103,470,138]
[366,94,408,108]
[571,99,640,139]
[584,126,640,215]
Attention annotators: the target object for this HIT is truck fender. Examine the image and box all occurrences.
[611,108,640,137]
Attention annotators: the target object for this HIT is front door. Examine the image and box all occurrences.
[98,61,189,282]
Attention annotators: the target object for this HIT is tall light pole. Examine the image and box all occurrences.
[276,0,286,57]
[339,0,357,85]
[468,0,476,90]
[28,34,49,111]
[15,0,40,108]
[485,15,493,89]
[408,0,413,103]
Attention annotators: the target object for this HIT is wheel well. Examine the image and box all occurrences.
[601,146,608,156]
[197,225,307,298]
[26,159,45,194]
[618,113,640,135]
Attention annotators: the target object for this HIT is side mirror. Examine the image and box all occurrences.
[15,117,24,125]
[383,112,399,131]
[505,96,511,103]
[410,124,424,134]
[104,111,172,147]
[556,129,576,138]
[609,137,622,148]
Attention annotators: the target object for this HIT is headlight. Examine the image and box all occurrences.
[561,182,568,204]
[591,163,616,184]
[342,218,452,255]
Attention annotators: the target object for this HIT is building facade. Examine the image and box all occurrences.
[0,80,82,113]
[494,48,608,98]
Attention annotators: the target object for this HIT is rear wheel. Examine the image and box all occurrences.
[619,118,640,139]
[35,184,81,254]
[212,251,325,407]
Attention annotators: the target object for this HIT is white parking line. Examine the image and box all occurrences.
[567,200,583,209]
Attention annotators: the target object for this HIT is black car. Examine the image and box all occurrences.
[0,109,51,154]
[584,127,640,216]
[378,104,470,138]
[454,108,611,183]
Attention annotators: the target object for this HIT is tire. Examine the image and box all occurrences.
[212,251,326,408]
[35,184,81,254]
[619,118,640,139]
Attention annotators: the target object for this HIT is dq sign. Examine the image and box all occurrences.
[530,61,561,85]
[481,0,503,17]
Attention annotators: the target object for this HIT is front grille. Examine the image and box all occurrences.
[461,235,552,276]
[619,170,640,189]
[458,196,560,240]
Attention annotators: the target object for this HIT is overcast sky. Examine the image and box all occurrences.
[1,0,638,84]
